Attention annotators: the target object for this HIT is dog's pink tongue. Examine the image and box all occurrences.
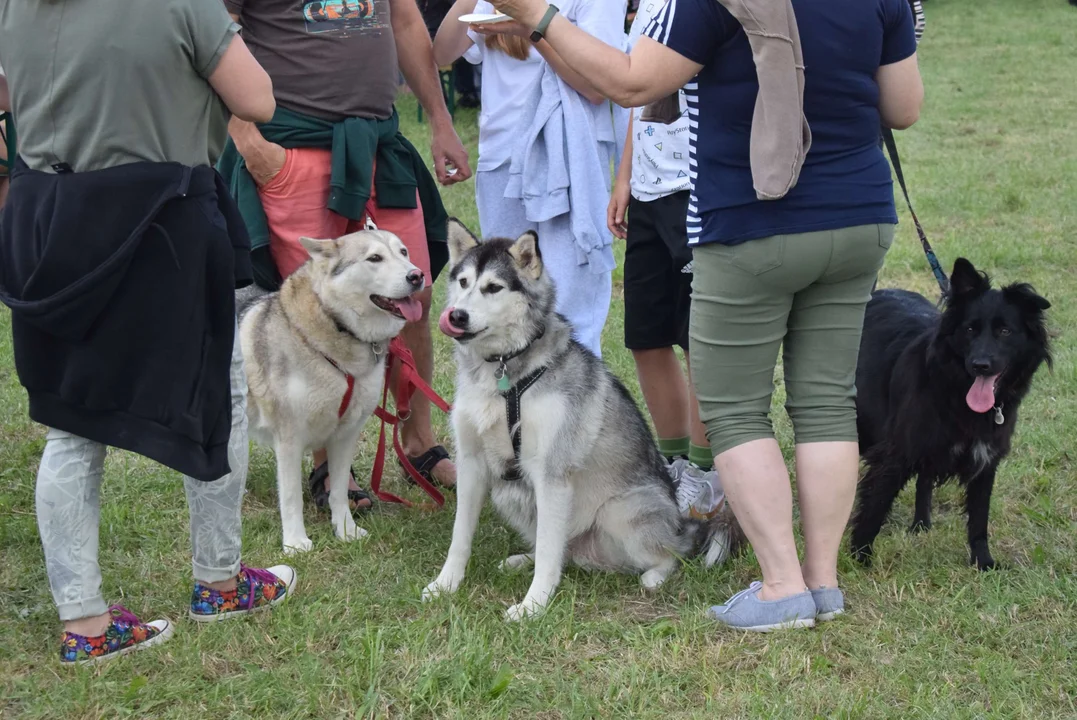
[437,307,465,338]
[394,296,423,323]
[966,374,999,413]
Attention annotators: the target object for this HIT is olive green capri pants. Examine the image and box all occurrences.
[689,224,893,457]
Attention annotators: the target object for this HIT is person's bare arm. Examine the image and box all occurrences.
[392,0,472,184]
[471,20,603,103]
[209,34,275,122]
[877,54,923,130]
[433,0,478,67]
[533,38,603,104]
[478,1,701,107]
[0,74,10,113]
[607,121,633,239]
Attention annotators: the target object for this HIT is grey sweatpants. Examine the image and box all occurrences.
[35,329,249,621]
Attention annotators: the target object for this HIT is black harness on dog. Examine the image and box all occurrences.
[485,326,547,482]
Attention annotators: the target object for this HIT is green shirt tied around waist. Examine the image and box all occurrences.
[217,106,448,289]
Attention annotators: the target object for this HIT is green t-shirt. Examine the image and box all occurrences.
[0,0,238,172]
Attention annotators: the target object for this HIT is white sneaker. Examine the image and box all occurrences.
[666,456,690,485]
[676,463,726,519]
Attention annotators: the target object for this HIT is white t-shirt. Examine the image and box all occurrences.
[464,4,545,173]
[464,0,624,173]
[625,0,691,202]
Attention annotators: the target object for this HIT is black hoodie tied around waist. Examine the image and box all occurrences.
[0,160,252,481]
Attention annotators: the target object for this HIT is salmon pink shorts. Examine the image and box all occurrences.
[257,147,431,280]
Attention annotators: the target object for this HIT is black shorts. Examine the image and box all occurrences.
[623,190,693,351]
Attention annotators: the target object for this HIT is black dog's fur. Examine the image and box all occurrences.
[851,258,1051,570]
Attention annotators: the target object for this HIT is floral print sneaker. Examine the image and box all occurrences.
[189,564,296,622]
[60,605,173,666]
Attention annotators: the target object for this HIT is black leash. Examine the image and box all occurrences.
[882,127,950,296]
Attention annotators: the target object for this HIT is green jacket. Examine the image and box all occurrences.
[217,106,448,290]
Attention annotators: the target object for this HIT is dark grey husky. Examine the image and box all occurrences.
[421,219,743,621]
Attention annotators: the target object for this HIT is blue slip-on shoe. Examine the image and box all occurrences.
[707,581,816,632]
[811,586,845,622]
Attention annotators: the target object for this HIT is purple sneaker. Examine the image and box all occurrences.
[189,564,296,622]
[60,605,173,666]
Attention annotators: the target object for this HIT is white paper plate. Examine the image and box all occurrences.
[458,12,512,24]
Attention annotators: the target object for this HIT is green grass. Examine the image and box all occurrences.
[2,0,1077,716]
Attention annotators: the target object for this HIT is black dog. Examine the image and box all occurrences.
[851,258,1051,570]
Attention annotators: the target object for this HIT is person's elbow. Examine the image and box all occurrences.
[883,91,923,130]
[235,72,276,123]
[432,42,458,68]
[583,88,605,106]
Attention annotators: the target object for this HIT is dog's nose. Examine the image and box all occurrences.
[406,269,425,288]
[971,358,992,374]
[449,308,469,328]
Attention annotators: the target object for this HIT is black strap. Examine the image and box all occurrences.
[882,127,950,296]
[502,366,547,482]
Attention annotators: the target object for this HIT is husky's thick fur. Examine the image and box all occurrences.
[852,258,1051,570]
[422,219,743,621]
[240,230,425,555]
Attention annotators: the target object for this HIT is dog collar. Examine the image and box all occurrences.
[484,324,546,392]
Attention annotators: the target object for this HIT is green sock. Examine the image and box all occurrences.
[689,443,713,471]
[657,436,690,461]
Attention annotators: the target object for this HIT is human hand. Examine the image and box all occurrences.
[431,121,473,185]
[607,174,630,240]
[228,117,286,186]
[485,0,549,29]
[471,18,532,37]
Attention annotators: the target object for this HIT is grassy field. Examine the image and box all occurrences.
[2,0,1076,716]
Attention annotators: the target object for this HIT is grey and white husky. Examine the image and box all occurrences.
[240,230,424,555]
[422,219,743,621]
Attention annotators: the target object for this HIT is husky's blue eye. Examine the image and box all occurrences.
[483,284,503,295]
[368,254,383,263]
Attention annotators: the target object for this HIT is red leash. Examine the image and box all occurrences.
[369,336,452,507]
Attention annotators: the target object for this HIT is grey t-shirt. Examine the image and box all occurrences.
[0,0,239,172]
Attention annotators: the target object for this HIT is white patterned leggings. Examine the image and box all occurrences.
[35,330,249,621]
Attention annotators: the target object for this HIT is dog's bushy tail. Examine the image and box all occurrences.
[681,505,746,568]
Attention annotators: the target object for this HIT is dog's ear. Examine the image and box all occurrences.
[299,236,340,258]
[949,258,990,299]
[509,230,543,279]
[447,218,479,267]
[1003,282,1051,313]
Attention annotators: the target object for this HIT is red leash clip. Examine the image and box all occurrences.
[369,336,452,507]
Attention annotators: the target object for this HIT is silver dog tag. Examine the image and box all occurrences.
[994,404,1005,425]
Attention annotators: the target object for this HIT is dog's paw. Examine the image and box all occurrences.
[640,567,672,590]
[283,536,314,555]
[334,516,368,543]
[504,599,545,622]
[850,544,874,567]
[421,574,460,602]
[908,519,931,534]
[498,553,534,572]
[974,555,1001,571]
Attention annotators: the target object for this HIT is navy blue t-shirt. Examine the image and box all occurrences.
[644,0,917,246]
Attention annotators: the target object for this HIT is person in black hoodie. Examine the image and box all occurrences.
[0,0,296,665]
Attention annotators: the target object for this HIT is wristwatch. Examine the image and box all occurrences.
[529,4,559,43]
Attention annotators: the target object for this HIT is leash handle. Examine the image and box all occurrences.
[882,127,950,296]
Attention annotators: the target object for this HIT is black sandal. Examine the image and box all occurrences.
[307,462,374,513]
[401,445,456,491]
